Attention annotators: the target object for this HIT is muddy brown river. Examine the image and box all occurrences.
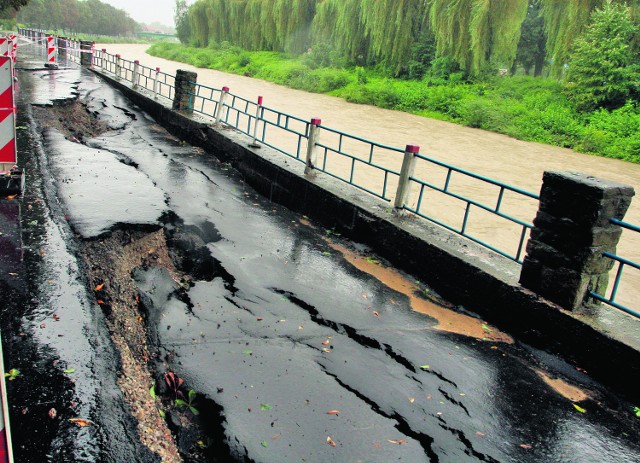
[98,43,640,313]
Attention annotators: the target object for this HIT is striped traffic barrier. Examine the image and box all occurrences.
[45,35,57,68]
[0,38,7,58]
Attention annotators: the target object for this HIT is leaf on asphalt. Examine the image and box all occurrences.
[326,436,337,447]
[420,365,430,370]
[64,368,76,374]
[150,386,156,399]
[298,325,304,330]
[242,349,253,355]
[322,348,332,353]
[69,418,95,427]
[519,444,532,449]
[48,408,57,419]
[95,283,105,291]
[573,404,586,413]
[321,340,330,346]
[373,311,380,317]
[326,410,340,415]
[388,439,408,445]
[409,397,415,403]
[158,408,166,418]
[634,406,640,417]
[261,440,269,448]
[475,431,485,437]
[6,195,15,200]
[96,300,105,305]
[260,404,273,411]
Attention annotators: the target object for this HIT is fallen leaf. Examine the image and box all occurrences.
[519,444,532,449]
[95,283,104,291]
[321,340,330,346]
[242,349,253,355]
[6,195,16,199]
[326,436,337,447]
[388,439,408,445]
[69,418,95,427]
[257,317,263,321]
[261,440,268,448]
[48,408,57,419]
[573,404,586,413]
[271,434,281,440]
[96,300,104,305]
[326,410,340,415]
[260,404,273,411]
[634,406,640,417]
[298,325,304,330]
[64,368,76,374]
[372,311,380,317]
[409,397,415,403]
[475,431,485,437]
[420,365,430,370]
[53,314,60,321]
[322,348,332,353]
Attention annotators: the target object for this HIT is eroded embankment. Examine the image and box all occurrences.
[32,98,232,462]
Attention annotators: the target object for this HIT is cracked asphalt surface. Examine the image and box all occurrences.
[1,49,639,462]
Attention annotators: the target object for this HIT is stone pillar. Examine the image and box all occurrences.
[520,171,634,310]
[58,37,67,60]
[172,69,197,112]
[80,40,92,65]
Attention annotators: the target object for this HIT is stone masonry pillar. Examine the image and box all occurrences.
[172,70,197,113]
[520,171,634,310]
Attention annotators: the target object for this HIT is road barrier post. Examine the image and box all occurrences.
[0,56,24,196]
[304,118,322,176]
[520,171,635,310]
[132,60,140,88]
[214,86,229,123]
[394,145,419,211]
[100,49,107,70]
[80,40,92,66]
[153,67,160,99]
[249,96,263,148]
[45,35,57,68]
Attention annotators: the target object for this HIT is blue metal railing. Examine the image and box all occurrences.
[88,47,542,263]
[589,218,640,318]
[404,153,539,263]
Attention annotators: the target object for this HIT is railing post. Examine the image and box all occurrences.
[153,67,160,99]
[172,69,197,113]
[214,86,229,123]
[115,54,121,79]
[132,60,140,88]
[80,40,92,66]
[249,96,263,148]
[304,118,322,176]
[100,49,107,70]
[394,144,420,211]
[520,171,635,310]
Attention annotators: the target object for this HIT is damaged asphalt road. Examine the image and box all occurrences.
[1,54,640,462]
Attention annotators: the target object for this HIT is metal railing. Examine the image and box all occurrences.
[589,219,640,319]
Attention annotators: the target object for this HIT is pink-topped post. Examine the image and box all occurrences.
[153,67,161,99]
[249,95,263,148]
[394,144,420,211]
[214,86,229,123]
[304,118,322,176]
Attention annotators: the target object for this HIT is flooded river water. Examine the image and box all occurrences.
[98,43,640,313]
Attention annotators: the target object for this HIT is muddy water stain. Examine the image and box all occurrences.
[327,240,513,343]
[536,370,590,403]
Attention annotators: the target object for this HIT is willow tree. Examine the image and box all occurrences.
[312,0,369,63]
[429,0,528,75]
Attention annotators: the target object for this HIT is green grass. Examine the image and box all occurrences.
[148,42,640,163]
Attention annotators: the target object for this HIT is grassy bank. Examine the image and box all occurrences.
[148,42,640,163]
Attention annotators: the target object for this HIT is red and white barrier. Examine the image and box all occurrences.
[0,56,16,174]
[45,36,56,68]
[0,39,7,58]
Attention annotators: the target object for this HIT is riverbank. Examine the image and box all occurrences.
[148,42,640,164]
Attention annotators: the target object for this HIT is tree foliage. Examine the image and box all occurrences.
[566,0,640,111]
[16,0,139,36]
[0,0,29,11]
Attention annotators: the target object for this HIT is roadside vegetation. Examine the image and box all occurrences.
[150,0,640,163]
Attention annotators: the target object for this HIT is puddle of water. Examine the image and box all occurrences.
[327,239,513,343]
[536,370,589,403]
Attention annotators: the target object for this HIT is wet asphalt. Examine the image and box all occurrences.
[1,48,640,462]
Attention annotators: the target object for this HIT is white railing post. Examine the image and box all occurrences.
[132,60,140,88]
[249,96,263,148]
[394,144,420,211]
[304,118,322,176]
[100,49,107,70]
[214,86,229,124]
[153,67,160,99]
[115,54,121,79]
